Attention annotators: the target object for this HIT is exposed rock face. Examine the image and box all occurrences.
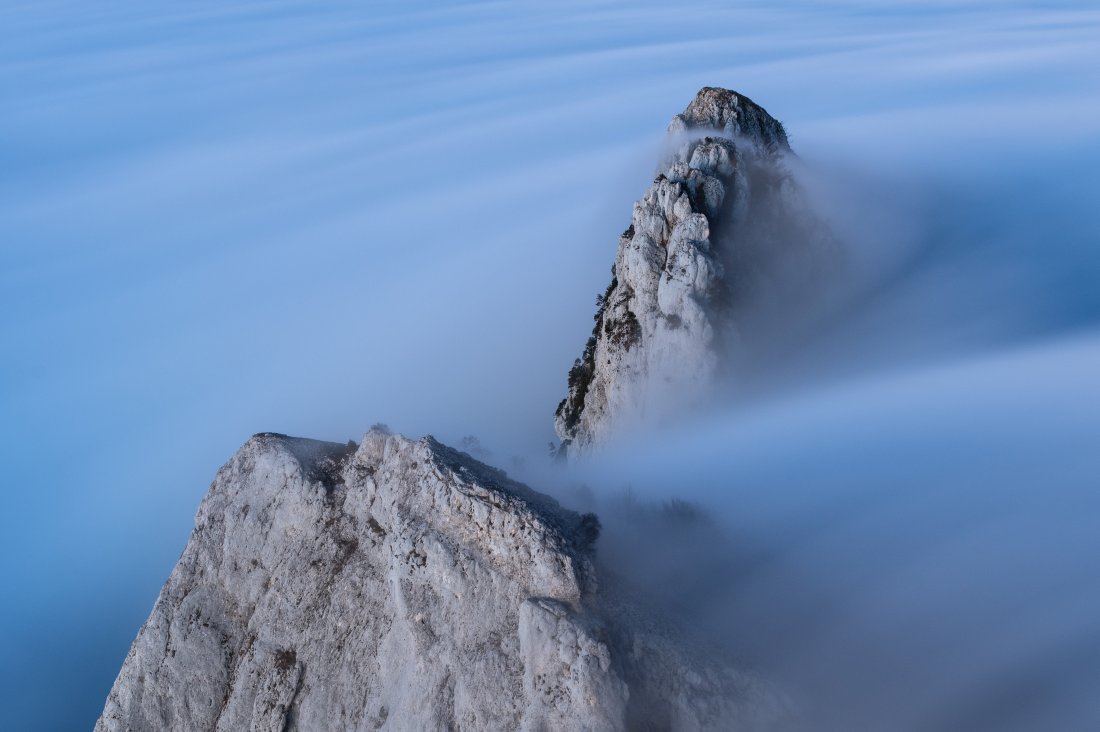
[555,87,833,453]
[97,430,774,731]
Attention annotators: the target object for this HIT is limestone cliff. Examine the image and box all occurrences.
[97,430,776,731]
[555,87,834,452]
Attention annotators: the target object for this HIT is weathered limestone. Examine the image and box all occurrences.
[555,87,833,453]
[97,430,772,731]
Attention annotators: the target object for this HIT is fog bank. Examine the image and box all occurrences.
[2,1,1098,728]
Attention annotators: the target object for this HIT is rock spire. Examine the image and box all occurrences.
[555,87,830,453]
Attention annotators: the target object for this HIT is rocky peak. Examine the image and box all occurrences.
[669,87,790,153]
[555,87,830,454]
[97,429,774,731]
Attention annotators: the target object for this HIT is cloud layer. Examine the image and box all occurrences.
[1,1,1098,728]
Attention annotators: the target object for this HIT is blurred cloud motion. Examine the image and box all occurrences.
[1,0,1098,729]
[575,331,1100,730]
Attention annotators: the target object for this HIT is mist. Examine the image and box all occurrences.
[564,328,1100,729]
[539,121,1100,729]
[558,81,1100,730]
[2,0,1099,729]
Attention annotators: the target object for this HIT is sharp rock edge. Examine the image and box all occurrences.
[554,87,837,454]
[97,430,782,731]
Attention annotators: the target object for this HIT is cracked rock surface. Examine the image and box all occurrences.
[97,430,776,731]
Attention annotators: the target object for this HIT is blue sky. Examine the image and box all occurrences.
[2,1,1099,729]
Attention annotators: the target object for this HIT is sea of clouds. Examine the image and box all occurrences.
[2,1,1098,728]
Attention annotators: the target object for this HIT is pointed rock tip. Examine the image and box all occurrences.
[671,86,789,152]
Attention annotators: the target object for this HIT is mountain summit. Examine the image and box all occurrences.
[670,86,790,151]
[555,87,833,453]
[97,430,776,730]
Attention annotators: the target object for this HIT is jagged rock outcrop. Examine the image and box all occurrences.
[98,430,775,731]
[555,87,833,453]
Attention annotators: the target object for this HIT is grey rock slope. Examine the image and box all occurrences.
[98,430,776,731]
[555,87,834,453]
